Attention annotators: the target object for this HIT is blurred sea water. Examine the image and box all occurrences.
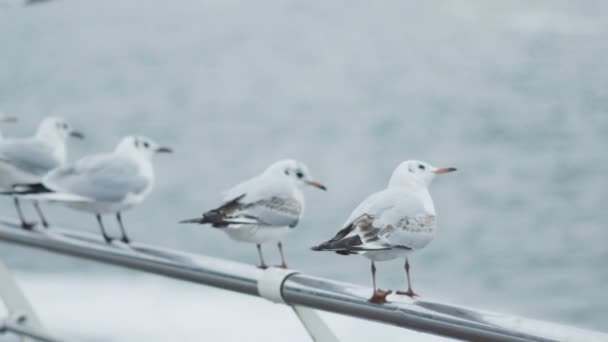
[1,0,607,338]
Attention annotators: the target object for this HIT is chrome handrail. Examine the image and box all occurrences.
[1,219,606,342]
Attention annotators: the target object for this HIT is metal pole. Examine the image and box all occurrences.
[1,318,64,342]
[292,306,339,342]
[0,260,55,342]
[0,219,606,342]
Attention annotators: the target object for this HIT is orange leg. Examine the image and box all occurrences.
[396,259,418,297]
[368,261,392,303]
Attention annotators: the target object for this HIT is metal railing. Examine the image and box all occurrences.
[0,317,63,342]
[0,255,63,342]
[1,218,607,342]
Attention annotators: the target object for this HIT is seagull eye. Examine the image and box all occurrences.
[143,142,150,148]
[284,169,290,175]
[418,164,426,170]
[62,123,68,129]
[296,171,304,179]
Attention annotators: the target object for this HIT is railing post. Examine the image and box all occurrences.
[0,260,46,342]
[257,267,339,342]
[291,306,339,342]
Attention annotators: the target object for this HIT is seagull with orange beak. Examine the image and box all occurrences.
[181,159,326,269]
[312,160,456,303]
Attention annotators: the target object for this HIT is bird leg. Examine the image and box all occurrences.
[96,214,112,243]
[14,197,35,230]
[276,241,288,269]
[368,261,392,303]
[256,244,268,269]
[116,212,131,244]
[396,259,418,297]
[32,201,49,228]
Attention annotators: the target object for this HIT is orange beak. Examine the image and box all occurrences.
[434,167,457,175]
[305,180,327,191]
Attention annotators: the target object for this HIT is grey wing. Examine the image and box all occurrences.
[243,197,302,227]
[314,213,436,252]
[378,214,436,250]
[313,214,388,253]
[207,195,302,228]
[45,155,150,202]
[0,140,59,176]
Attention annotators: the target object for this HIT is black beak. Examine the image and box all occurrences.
[0,115,17,123]
[156,146,173,153]
[70,131,85,139]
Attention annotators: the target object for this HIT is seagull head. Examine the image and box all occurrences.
[265,159,327,191]
[389,160,456,189]
[0,113,17,123]
[115,135,173,159]
[0,113,17,140]
[36,116,84,141]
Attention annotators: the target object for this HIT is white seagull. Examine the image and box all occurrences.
[0,116,84,228]
[6,136,172,243]
[312,160,456,303]
[180,159,326,269]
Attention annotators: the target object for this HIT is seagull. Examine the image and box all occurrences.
[0,116,84,229]
[5,135,172,243]
[180,159,326,269]
[312,160,456,303]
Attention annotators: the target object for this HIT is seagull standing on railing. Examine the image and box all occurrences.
[180,159,326,269]
[312,160,456,303]
[3,136,172,243]
[0,117,84,229]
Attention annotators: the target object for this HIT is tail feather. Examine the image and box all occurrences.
[311,242,332,251]
[180,208,261,227]
[312,234,391,255]
[179,210,220,224]
[199,210,225,226]
[310,243,360,255]
[311,226,364,254]
[180,194,253,227]
[0,183,51,196]
[179,210,231,227]
[179,217,205,224]
[311,240,359,255]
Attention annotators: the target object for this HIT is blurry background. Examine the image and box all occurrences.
[1,0,607,340]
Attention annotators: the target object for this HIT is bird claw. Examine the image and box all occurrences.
[369,289,392,304]
[396,290,418,298]
[121,237,131,244]
[274,264,288,269]
[257,264,269,270]
[21,221,37,230]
